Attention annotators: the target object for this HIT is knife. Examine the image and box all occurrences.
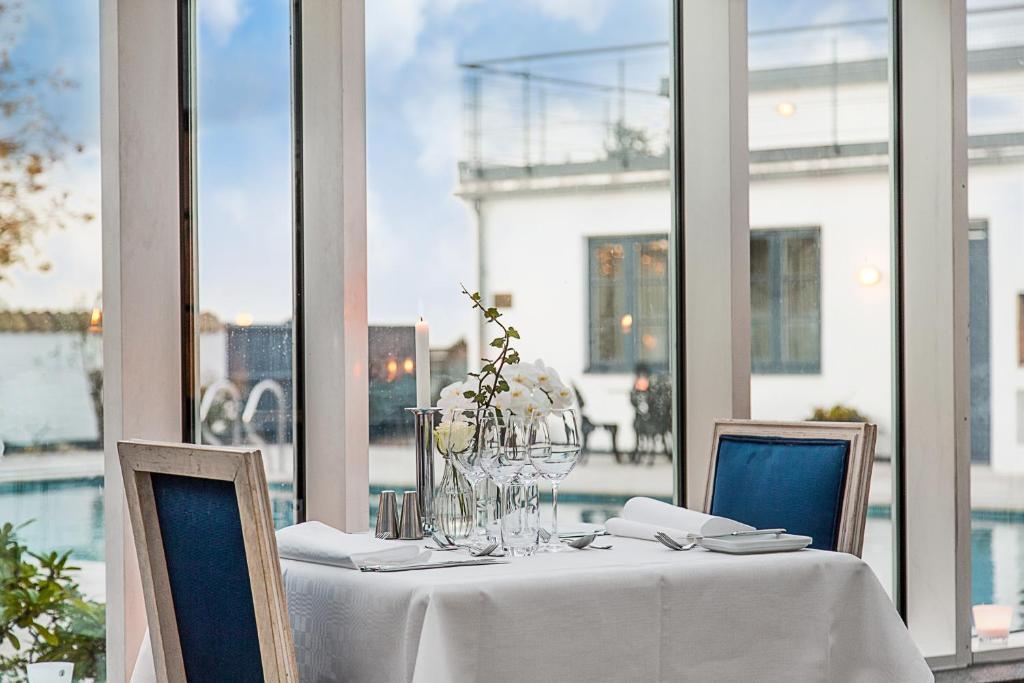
[359,558,510,572]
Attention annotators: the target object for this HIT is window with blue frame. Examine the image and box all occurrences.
[751,228,821,374]
[587,235,670,373]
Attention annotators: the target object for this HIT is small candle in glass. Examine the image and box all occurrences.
[973,604,1013,642]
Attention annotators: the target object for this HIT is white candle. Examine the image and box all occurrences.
[415,317,431,407]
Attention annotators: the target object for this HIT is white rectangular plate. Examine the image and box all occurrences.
[699,533,812,554]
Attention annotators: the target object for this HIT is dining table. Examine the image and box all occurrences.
[279,534,932,682]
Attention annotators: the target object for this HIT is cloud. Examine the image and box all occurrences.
[366,0,481,74]
[521,0,612,33]
[199,0,249,45]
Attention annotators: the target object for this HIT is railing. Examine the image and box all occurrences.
[199,378,289,474]
[458,4,1024,177]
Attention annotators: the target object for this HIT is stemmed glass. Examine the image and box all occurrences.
[444,408,495,547]
[529,407,582,552]
[479,412,529,552]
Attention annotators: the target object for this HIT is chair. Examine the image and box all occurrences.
[119,440,298,683]
[702,420,877,556]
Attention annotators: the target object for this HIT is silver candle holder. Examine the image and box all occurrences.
[406,407,444,534]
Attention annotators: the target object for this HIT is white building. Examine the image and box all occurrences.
[459,35,1024,475]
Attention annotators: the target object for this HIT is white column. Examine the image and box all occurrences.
[100,0,184,680]
[899,0,970,664]
[299,0,369,530]
[679,0,751,506]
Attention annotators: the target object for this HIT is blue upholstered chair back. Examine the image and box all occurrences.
[708,434,851,551]
[150,473,265,682]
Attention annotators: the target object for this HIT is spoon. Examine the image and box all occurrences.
[566,534,613,550]
[470,542,500,557]
[654,531,697,552]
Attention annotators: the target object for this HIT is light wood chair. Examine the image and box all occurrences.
[703,420,877,556]
[119,440,298,683]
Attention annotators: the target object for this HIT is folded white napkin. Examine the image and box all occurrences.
[276,521,424,570]
[605,497,753,542]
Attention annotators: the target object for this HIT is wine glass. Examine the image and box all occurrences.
[529,407,582,552]
[443,408,495,546]
[480,412,529,552]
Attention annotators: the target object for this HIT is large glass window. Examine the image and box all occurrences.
[191,0,296,528]
[747,1,896,596]
[967,0,1024,651]
[366,1,675,525]
[0,1,105,678]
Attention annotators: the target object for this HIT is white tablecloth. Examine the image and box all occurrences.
[281,537,931,683]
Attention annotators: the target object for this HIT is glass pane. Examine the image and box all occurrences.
[0,1,105,678]
[967,1,1024,651]
[748,1,895,597]
[193,0,295,528]
[366,1,675,528]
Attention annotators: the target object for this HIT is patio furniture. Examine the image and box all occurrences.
[119,440,298,683]
[630,372,673,465]
[574,383,621,464]
[703,420,877,556]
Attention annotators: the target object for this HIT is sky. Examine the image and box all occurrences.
[0,0,1018,345]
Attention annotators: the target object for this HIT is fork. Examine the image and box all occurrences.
[654,531,697,551]
[470,542,501,557]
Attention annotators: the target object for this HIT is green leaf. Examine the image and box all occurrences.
[484,307,500,319]
[463,390,476,399]
[8,632,20,650]
[471,292,482,301]
[481,363,496,374]
[507,326,520,339]
[489,338,505,348]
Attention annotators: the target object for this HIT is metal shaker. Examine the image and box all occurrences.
[398,490,424,540]
[375,490,399,539]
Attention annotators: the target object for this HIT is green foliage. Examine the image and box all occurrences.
[460,284,521,412]
[0,522,106,682]
[808,404,869,423]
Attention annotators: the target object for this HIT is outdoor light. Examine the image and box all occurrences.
[973,604,1013,642]
[386,358,399,382]
[88,307,102,333]
[776,101,797,117]
[620,313,634,333]
[858,265,882,287]
[234,312,254,327]
[403,357,415,374]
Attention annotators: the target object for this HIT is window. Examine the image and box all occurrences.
[588,235,670,374]
[0,0,105,677]
[189,0,297,528]
[750,228,822,375]
[967,0,1024,649]
[748,0,896,601]
[366,0,676,523]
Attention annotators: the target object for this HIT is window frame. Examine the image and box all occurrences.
[586,233,672,375]
[750,226,822,375]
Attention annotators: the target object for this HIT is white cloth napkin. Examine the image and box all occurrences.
[605,497,753,542]
[276,521,423,570]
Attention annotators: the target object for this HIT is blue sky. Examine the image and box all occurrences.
[1,0,1016,346]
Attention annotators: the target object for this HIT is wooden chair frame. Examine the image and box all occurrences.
[703,420,878,556]
[119,440,298,683]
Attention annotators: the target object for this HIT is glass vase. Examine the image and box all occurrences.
[434,455,475,540]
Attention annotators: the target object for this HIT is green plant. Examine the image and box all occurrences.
[808,404,869,423]
[460,284,521,413]
[0,522,105,682]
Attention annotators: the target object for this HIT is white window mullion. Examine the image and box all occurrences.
[298,0,369,530]
[679,0,751,507]
[100,0,184,680]
[898,0,970,665]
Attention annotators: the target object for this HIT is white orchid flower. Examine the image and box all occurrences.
[434,420,475,455]
[437,380,474,409]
